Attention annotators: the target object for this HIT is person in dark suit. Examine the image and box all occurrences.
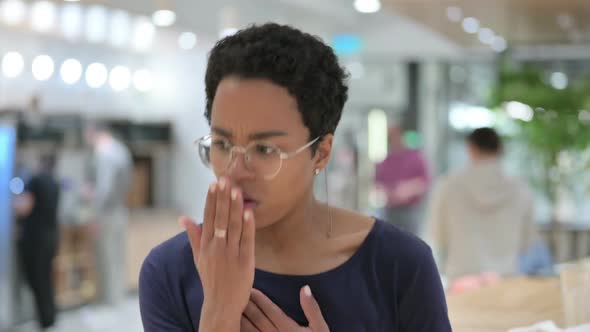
[14,153,61,330]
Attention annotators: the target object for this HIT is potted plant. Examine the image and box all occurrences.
[489,63,590,224]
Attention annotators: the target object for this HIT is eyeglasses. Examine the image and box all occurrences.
[196,135,320,180]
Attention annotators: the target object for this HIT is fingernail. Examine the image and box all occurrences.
[244,210,252,221]
[231,188,238,201]
[209,183,216,193]
[303,285,312,297]
[219,178,226,190]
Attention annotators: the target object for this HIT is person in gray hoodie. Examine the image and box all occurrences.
[83,122,133,305]
[427,127,537,283]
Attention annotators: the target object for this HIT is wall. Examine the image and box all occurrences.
[1,26,216,219]
[0,121,16,329]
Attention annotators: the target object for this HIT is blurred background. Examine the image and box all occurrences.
[1,0,590,331]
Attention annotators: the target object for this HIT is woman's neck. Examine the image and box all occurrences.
[254,196,329,263]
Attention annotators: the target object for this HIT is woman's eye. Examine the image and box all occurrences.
[212,140,232,150]
[255,144,276,155]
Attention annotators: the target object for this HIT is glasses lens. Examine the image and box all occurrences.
[245,143,282,178]
[199,137,283,179]
[198,136,212,168]
[208,137,233,171]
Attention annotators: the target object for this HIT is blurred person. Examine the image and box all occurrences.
[83,122,132,305]
[374,124,430,235]
[139,23,451,331]
[14,153,61,330]
[427,127,537,287]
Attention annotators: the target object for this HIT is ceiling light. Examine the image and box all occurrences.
[446,6,462,22]
[85,5,107,43]
[109,66,131,91]
[31,54,54,81]
[491,36,507,52]
[133,17,155,51]
[0,0,26,25]
[178,32,197,50]
[462,17,479,34]
[60,58,82,84]
[109,10,131,47]
[133,69,153,93]
[1,51,24,78]
[60,2,82,40]
[478,28,495,44]
[85,62,108,88]
[354,0,381,14]
[152,9,175,27]
[30,1,56,32]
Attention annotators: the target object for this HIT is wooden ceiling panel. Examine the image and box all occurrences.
[383,0,590,46]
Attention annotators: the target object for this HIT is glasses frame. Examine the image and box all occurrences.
[195,134,321,180]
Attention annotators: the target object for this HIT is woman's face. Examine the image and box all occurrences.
[209,76,328,229]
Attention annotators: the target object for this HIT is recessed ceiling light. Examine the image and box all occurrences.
[462,17,479,34]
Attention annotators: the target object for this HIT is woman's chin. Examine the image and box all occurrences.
[252,212,277,230]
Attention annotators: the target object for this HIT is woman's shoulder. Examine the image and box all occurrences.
[141,231,193,278]
[333,207,433,266]
[372,219,433,264]
[360,219,439,295]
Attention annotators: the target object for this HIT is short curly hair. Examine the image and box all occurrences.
[204,23,349,143]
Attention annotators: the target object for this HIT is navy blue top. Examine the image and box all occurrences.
[139,219,451,331]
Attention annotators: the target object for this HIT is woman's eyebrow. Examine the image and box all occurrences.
[211,127,288,140]
[249,130,288,140]
[211,127,232,138]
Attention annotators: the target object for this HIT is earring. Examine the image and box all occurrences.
[314,168,320,175]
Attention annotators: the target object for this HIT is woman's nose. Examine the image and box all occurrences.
[226,151,254,180]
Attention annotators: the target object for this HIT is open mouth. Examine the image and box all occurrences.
[243,198,258,210]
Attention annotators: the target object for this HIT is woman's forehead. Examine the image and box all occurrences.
[211,77,306,135]
[213,77,298,111]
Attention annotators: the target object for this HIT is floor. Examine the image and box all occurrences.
[10,296,143,332]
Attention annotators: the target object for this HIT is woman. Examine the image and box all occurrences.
[139,23,451,331]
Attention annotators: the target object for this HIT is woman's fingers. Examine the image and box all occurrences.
[201,182,217,246]
[180,216,202,263]
[228,187,244,250]
[241,315,261,332]
[300,286,329,332]
[193,178,257,329]
[213,177,230,245]
[250,289,295,331]
[243,300,278,331]
[240,209,256,260]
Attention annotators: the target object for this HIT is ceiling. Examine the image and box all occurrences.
[103,0,590,48]
[83,0,463,58]
[94,0,357,41]
[5,0,588,57]
[383,0,590,47]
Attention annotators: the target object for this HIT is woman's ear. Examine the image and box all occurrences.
[314,134,333,173]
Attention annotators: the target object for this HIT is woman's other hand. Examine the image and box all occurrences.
[241,287,329,332]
